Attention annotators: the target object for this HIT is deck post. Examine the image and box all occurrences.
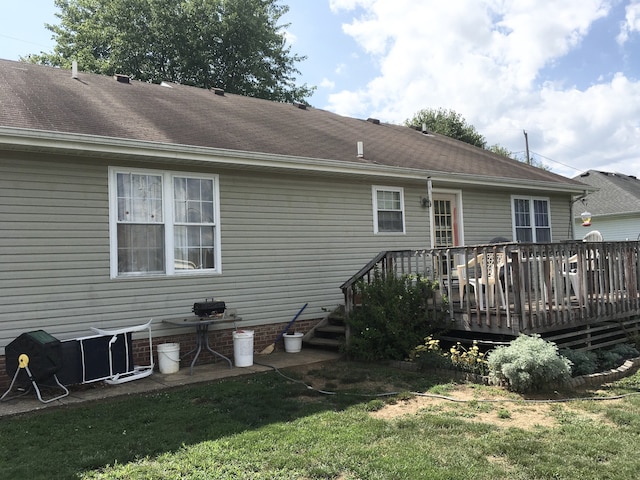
[509,250,523,328]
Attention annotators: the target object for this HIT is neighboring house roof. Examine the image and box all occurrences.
[0,58,584,191]
[573,170,640,217]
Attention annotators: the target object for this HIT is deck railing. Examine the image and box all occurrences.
[341,241,640,337]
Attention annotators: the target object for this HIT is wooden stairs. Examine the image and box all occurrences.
[303,306,347,351]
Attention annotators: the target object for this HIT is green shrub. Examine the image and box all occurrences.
[606,343,639,361]
[596,350,624,371]
[561,344,639,376]
[559,348,598,376]
[345,270,446,361]
[487,334,572,393]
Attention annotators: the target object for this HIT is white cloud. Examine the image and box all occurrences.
[320,78,336,89]
[335,62,347,75]
[321,0,640,178]
[617,0,640,44]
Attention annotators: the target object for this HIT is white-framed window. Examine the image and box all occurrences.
[109,167,221,278]
[511,195,551,243]
[372,186,405,234]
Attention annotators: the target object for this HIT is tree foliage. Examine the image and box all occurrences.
[25,0,314,103]
[487,143,513,158]
[405,108,553,169]
[405,107,487,149]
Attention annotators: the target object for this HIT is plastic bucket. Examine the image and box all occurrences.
[283,332,304,353]
[233,330,254,367]
[157,343,180,374]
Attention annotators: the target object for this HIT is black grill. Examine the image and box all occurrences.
[192,300,226,317]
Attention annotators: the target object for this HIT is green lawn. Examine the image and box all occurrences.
[1,361,639,479]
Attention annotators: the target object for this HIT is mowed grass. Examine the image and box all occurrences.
[0,361,639,479]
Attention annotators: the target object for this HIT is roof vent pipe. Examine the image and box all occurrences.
[357,141,364,158]
[71,61,78,79]
[422,123,427,134]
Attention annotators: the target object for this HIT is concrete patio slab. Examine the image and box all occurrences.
[1,348,342,418]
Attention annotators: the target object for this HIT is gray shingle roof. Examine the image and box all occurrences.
[573,170,640,216]
[0,59,582,188]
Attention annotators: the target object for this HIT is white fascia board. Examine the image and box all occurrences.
[0,126,583,193]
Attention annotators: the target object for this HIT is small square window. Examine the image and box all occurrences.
[373,186,405,234]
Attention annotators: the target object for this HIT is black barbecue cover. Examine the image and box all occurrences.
[192,301,226,317]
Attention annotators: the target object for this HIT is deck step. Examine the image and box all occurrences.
[305,337,342,348]
[304,306,346,351]
[315,325,346,334]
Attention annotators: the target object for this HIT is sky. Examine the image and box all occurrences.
[1,0,640,180]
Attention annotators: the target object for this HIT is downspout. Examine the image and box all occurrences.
[427,177,434,249]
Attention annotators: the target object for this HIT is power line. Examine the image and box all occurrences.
[0,34,52,51]
[509,148,585,176]
[529,150,587,176]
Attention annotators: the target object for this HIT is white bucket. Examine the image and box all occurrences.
[284,332,304,353]
[233,330,254,367]
[157,343,180,374]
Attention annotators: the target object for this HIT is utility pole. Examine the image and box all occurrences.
[523,130,531,165]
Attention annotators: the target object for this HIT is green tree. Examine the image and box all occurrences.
[487,143,513,158]
[405,107,487,149]
[406,108,551,169]
[25,0,314,103]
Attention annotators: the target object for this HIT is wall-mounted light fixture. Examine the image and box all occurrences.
[420,197,431,208]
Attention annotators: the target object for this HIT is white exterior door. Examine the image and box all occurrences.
[432,193,461,249]
[431,192,463,276]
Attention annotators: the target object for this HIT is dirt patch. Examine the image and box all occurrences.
[285,362,622,430]
[370,385,617,430]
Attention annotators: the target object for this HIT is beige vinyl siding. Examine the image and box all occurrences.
[459,188,573,245]
[1,155,429,352]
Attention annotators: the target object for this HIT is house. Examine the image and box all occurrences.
[573,170,640,241]
[0,59,589,383]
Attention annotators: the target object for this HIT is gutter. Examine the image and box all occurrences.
[0,126,586,193]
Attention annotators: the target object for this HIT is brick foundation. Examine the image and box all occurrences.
[0,318,321,390]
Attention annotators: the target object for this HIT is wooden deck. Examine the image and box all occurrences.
[341,241,640,349]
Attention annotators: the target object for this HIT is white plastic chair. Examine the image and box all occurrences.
[457,252,506,309]
[582,230,603,242]
[565,231,603,296]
